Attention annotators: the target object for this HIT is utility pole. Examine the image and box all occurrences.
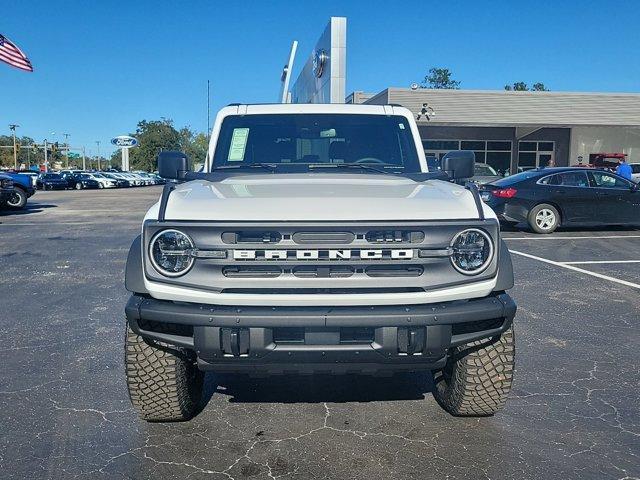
[43,139,49,173]
[63,133,70,168]
[95,140,101,170]
[207,80,211,141]
[9,124,19,169]
[82,146,86,171]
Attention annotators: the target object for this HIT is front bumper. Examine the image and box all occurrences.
[125,292,516,374]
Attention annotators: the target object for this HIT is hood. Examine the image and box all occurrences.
[158,173,487,222]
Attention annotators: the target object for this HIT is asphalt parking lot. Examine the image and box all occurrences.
[1,188,638,480]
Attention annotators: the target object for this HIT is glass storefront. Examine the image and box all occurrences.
[518,141,555,169]
[423,139,512,174]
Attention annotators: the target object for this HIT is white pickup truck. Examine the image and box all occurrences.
[124,104,516,421]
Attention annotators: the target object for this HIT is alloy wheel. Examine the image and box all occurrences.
[535,209,556,230]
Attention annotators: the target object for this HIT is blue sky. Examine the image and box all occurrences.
[2,0,639,156]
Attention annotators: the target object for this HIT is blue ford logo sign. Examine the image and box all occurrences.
[111,135,138,148]
[312,49,328,78]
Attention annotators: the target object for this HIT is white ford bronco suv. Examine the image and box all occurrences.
[124,104,516,421]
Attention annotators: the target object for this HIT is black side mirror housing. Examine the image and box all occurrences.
[441,150,475,180]
[158,151,190,180]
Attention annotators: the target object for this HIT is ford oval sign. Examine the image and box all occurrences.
[111,135,138,148]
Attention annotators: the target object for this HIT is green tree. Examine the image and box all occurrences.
[504,82,529,91]
[128,118,181,172]
[179,127,208,168]
[504,82,549,91]
[421,67,460,89]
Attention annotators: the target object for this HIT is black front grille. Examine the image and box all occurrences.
[222,231,282,244]
[365,265,424,277]
[223,266,282,278]
[293,266,355,278]
[292,231,355,244]
[366,230,425,243]
[221,287,425,294]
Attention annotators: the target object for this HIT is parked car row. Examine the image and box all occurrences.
[0,169,163,212]
[36,170,165,190]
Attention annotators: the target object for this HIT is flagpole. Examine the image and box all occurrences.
[9,124,19,169]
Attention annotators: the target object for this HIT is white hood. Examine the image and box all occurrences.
[153,173,490,222]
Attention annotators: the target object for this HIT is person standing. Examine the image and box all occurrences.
[615,157,633,180]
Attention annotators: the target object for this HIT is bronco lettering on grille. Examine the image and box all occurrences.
[232,249,414,260]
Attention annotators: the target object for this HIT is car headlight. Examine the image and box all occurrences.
[1,179,13,188]
[149,229,195,277]
[450,228,493,275]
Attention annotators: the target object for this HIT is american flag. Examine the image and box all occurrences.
[0,34,33,72]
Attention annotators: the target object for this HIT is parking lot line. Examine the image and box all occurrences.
[562,260,640,265]
[509,249,640,290]
[505,235,640,240]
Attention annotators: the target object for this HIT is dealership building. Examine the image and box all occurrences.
[348,89,640,174]
[286,17,640,175]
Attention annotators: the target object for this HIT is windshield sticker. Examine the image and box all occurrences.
[228,128,249,161]
[320,128,336,138]
[398,123,405,129]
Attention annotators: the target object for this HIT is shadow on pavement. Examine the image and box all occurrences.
[200,371,434,406]
[0,203,57,217]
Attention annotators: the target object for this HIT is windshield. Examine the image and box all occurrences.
[211,114,421,173]
[475,164,497,176]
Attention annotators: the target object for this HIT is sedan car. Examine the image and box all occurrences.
[102,172,130,187]
[471,163,502,184]
[37,173,69,190]
[64,173,101,189]
[480,167,640,233]
[83,173,118,188]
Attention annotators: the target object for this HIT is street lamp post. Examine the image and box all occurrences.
[9,124,19,169]
[63,133,70,168]
[95,140,101,171]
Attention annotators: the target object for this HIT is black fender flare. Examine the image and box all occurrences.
[125,235,149,294]
[493,239,514,291]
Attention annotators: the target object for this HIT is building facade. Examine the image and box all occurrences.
[351,88,640,174]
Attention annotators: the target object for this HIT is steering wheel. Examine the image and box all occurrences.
[355,158,386,164]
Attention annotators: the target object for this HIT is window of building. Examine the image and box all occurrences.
[423,139,512,174]
[518,141,555,168]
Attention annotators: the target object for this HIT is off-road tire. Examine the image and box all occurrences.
[433,325,515,416]
[527,203,560,234]
[7,188,27,209]
[125,323,204,422]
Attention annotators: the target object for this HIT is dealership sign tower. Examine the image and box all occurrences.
[111,135,138,171]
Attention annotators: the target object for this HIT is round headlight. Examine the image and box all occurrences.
[149,229,195,277]
[450,229,493,275]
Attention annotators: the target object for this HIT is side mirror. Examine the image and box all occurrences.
[441,150,475,180]
[157,151,190,180]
